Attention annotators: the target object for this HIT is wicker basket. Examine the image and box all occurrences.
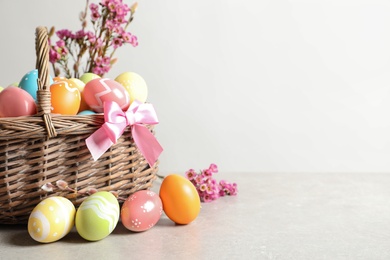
[0,26,158,224]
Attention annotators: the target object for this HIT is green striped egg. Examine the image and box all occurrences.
[75,191,120,241]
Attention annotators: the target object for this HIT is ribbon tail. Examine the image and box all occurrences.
[86,127,115,161]
[132,125,163,167]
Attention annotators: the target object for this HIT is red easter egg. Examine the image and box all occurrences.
[50,79,81,115]
[83,78,130,113]
[0,87,37,117]
[121,190,163,232]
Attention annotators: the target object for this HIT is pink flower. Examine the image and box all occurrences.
[184,163,237,203]
[115,16,126,25]
[185,169,196,181]
[49,48,61,63]
[95,38,104,49]
[92,55,111,76]
[202,194,213,203]
[199,183,207,192]
[107,1,117,12]
[122,31,132,43]
[90,3,99,11]
[91,10,101,21]
[194,174,204,185]
[61,46,69,55]
[86,31,96,44]
[56,40,65,48]
[202,169,213,177]
[115,4,129,17]
[95,56,103,66]
[92,66,104,75]
[75,29,86,39]
[205,184,215,195]
[229,183,238,196]
[209,163,218,173]
[102,64,111,73]
[219,180,238,196]
[112,38,122,49]
[48,0,139,78]
[130,35,138,47]
[105,19,116,31]
[103,56,110,63]
[56,29,72,39]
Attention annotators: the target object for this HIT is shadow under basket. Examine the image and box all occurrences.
[0,27,158,224]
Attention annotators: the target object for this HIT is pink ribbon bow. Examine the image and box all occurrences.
[86,100,163,167]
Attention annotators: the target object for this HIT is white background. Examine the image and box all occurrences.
[1,0,390,173]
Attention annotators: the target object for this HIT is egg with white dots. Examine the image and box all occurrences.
[114,72,148,105]
[19,69,53,101]
[28,196,76,243]
[121,190,163,232]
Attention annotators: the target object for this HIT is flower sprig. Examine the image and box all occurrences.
[49,0,139,78]
[185,164,238,202]
[41,180,123,200]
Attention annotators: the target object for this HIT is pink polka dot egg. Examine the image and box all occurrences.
[28,196,76,243]
[121,190,163,232]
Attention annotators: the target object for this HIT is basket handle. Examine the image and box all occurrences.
[35,26,57,138]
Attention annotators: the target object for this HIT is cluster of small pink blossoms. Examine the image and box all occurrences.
[49,0,138,78]
[185,164,238,203]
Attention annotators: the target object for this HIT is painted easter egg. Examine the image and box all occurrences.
[50,79,81,115]
[83,78,130,113]
[0,87,37,117]
[53,76,67,82]
[159,174,201,225]
[19,69,53,101]
[69,78,90,112]
[69,78,85,93]
[121,190,163,232]
[77,110,96,115]
[115,72,148,104]
[79,73,100,84]
[7,82,18,87]
[28,196,76,243]
[75,191,120,241]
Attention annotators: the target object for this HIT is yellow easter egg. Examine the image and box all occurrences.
[69,78,85,92]
[28,196,76,243]
[69,78,90,112]
[115,72,148,104]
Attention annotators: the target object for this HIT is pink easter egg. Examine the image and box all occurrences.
[121,190,163,232]
[83,78,130,113]
[0,87,37,117]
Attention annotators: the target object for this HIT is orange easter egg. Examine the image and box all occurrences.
[50,79,81,115]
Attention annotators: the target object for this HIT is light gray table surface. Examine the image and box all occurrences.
[0,172,389,259]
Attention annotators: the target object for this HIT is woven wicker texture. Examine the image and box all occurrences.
[0,27,158,224]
